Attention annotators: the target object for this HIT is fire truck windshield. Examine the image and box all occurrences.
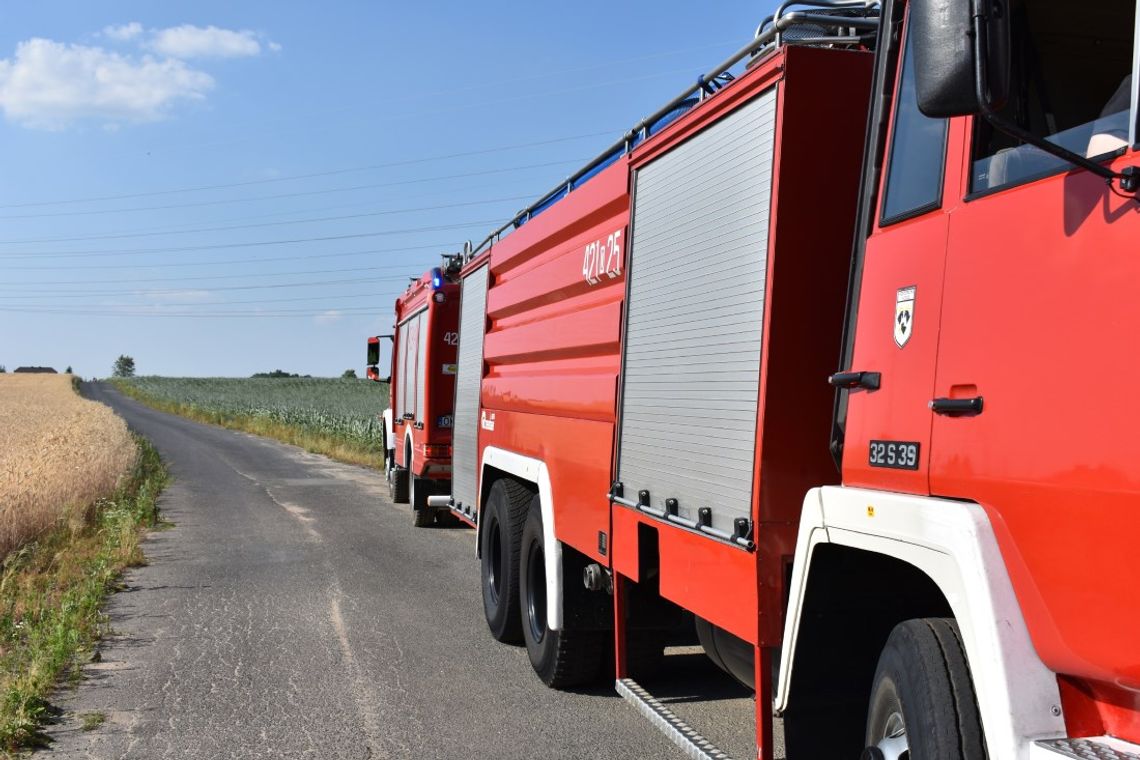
[971,0,1136,192]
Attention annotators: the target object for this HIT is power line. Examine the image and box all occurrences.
[0,219,499,260]
[0,158,583,222]
[0,195,533,245]
[386,41,738,107]
[0,292,403,308]
[0,134,609,211]
[40,177,548,237]
[122,39,738,160]
[0,275,418,297]
[0,243,455,271]
[0,304,393,318]
[6,263,427,286]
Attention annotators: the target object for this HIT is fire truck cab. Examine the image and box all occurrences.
[368,267,460,527]
[811,0,1140,757]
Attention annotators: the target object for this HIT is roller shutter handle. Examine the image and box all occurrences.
[829,370,881,391]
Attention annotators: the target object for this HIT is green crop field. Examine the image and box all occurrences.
[113,377,390,465]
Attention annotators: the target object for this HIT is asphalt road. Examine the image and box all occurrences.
[42,383,769,759]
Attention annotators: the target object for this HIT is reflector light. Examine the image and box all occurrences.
[422,443,450,458]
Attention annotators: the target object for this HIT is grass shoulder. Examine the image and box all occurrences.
[0,438,168,754]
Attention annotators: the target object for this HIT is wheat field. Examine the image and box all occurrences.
[0,375,137,557]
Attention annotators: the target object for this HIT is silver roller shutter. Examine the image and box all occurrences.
[394,320,408,419]
[401,312,422,421]
[415,310,429,423]
[451,264,488,514]
[616,88,776,538]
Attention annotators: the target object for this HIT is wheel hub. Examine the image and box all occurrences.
[871,711,909,760]
[526,540,546,643]
[487,519,502,603]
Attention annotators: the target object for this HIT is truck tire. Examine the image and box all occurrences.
[480,479,531,644]
[435,509,461,527]
[380,422,391,477]
[389,467,409,504]
[519,496,605,688]
[864,618,985,760]
[411,475,434,527]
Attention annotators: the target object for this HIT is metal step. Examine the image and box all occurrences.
[1035,737,1140,760]
[616,677,733,760]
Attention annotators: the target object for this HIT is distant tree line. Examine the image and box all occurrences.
[1,365,75,374]
[250,370,360,379]
[252,370,312,378]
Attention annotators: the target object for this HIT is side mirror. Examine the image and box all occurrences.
[366,334,393,383]
[911,0,1010,118]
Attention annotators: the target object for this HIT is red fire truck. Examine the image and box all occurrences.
[367,267,460,527]
[443,1,1140,757]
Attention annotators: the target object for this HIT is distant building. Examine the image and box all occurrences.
[14,366,57,374]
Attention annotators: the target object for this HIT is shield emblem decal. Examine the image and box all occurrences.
[894,286,916,348]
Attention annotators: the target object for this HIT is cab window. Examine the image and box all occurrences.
[971,1,1136,193]
[881,20,950,224]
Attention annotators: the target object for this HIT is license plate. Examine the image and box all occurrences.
[869,440,920,470]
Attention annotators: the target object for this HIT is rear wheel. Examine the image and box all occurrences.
[519,497,605,687]
[410,474,434,527]
[864,618,985,760]
[480,479,532,643]
[435,509,461,527]
[389,466,408,503]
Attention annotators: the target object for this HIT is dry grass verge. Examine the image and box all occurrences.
[0,375,137,557]
[0,438,166,753]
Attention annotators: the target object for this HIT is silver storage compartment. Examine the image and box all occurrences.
[451,264,488,514]
[616,88,776,538]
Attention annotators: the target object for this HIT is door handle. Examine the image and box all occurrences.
[930,396,984,416]
[829,370,881,391]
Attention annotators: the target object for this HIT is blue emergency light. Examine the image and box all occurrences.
[431,267,444,289]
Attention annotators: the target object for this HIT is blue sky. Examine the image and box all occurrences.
[0,1,774,377]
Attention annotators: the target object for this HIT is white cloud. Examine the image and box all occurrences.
[103,22,143,42]
[146,25,265,59]
[0,38,213,129]
[315,310,343,325]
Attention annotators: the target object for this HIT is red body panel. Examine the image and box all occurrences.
[478,159,629,563]
[750,49,874,644]
[390,271,459,479]
[474,46,873,648]
[930,151,1140,712]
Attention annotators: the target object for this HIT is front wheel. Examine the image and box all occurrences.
[864,618,986,760]
[518,497,605,688]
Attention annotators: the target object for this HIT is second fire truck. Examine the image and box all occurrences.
[368,267,460,527]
